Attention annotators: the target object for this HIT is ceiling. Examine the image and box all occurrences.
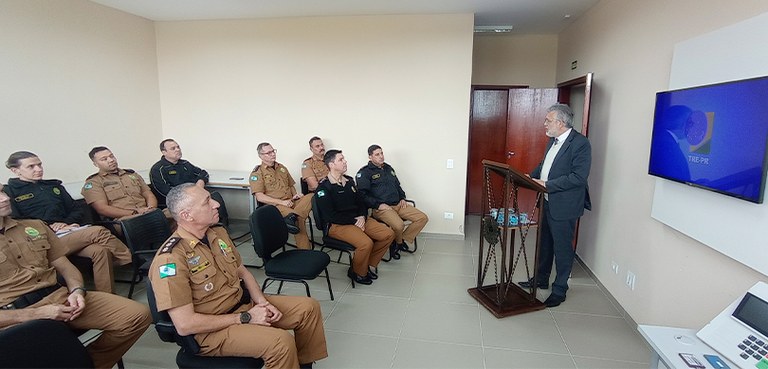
[89,0,600,34]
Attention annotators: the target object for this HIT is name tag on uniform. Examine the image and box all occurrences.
[372,174,381,179]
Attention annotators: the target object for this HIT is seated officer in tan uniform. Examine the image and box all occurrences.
[0,184,151,369]
[82,146,159,220]
[4,151,131,293]
[149,183,327,369]
[301,136,329,193]
[315,150,394,285]
[249,142,313,249]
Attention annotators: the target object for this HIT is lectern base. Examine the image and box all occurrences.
[468,284,545,318]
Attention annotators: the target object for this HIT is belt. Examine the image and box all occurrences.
[1,284,62,310]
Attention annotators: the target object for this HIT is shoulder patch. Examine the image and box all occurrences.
[52,187,61,195]
[83,182,93,190]
[159,263,177,278]
[316,189,326,197]
[301,163,307,169]
[159,237,181,254]
[250,175,258,181]
[356,173,362,178]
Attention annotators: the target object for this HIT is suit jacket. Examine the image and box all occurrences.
[531,129,592,220]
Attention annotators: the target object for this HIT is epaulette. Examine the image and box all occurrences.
[303,157,313,162]
[40,179,63,186]
[158,237,181,254]
[318,177,328,184]
[252,165,261,172]
[124,168,136,173]
[85,172,99,180]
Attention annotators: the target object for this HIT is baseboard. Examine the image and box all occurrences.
[420,232,465,240]
[575,255,639,329]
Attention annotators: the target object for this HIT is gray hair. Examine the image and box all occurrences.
[547,103,574,128]
[166,182,197,220]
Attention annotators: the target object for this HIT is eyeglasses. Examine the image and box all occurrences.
[544,118,561,125]
[260,149,277,156]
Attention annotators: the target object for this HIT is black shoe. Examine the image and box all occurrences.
[544,294,566,307]
[299,363,313,369]
[367,268,378,280]
[389,242,401,260]
[398,242,410,252]
[347,268,373,285]
[284,213,300,234]
[517,279,549,290]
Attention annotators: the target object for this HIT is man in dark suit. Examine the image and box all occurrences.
[519,103,592,307]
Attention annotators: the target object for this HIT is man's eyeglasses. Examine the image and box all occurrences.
[260,149,277,156]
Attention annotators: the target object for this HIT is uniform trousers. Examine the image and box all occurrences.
[275,194,313,249]
[328,219,394,276]
[31,287,151,369]
[536,201,578,297]
[372,203,429,244]
[59,226,132,293]
[197,295,328,369]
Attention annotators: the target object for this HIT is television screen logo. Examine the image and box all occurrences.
[685,110,714,154]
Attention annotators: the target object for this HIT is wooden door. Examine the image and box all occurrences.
[465,88,509,214]
[505,88,558,213]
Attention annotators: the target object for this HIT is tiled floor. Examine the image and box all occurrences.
[117,217,651,368]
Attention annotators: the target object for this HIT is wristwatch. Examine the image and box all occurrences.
[239,311,251,324]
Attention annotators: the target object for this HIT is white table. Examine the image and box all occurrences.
[637,325,737,369]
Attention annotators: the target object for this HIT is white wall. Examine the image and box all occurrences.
[155,14,475,237]
[0,0,161,183]
[472,34,558,87]
[557,0,768,327]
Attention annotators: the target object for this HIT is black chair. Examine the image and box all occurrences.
[145,279,264,369]
[121,209,172,298]
[400,199,420,254]
[300,178,323,248]
[310,195,365,287]
[0,320,94,368]
[250,205,334,300]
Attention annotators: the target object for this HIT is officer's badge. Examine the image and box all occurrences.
[52,188,61,195]
[317,190,325,197]
[190,260,210,274]
[159,263,177,278]
[129,174,137,180]
[83,182,93,190]
[187,255,201,266]
[372,174,381,180]
[169,170,177,175]
[279,167,286,173]
[250,175,258,181]
[204,282,214,292]
[24,227,41,239]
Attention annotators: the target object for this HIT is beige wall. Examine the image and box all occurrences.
[471,34,557,87]
[155,14,475,236]
[0,0,161,183]
[558,0,768,327]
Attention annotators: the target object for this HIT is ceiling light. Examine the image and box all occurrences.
[473,25,514,33]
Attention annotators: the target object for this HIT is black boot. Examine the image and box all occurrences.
[284,213,300,234]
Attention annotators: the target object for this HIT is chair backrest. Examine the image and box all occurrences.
[121,209,172,262]
[249,205,289,262]
[0,319,94,368]
[300,178,311,195]
[310,194,329,235]
[145,278,201,354]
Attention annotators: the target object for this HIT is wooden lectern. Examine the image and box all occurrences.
[468,160,547,318]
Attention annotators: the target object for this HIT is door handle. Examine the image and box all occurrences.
[506,151,515,158]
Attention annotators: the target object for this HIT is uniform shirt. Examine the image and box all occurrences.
[314,176,367,225]
[81,169,151,211]
[356,162,406,209]
[301,156,329,188]
[149,157,209,198]
[3,178,85,225]
[248,162,297,201]
[0,217,66,305]
[149,226,243,314]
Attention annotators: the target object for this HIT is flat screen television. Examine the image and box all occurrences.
[648,75,768,204]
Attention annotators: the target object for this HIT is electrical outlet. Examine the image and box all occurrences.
[446,159,454,169]
[444,212,454,220]
[626,271,636,290]
[611,261,619,274]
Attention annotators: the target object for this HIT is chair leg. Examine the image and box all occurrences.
[127,271,139,299]
[301,281,312,298]
[277,281,285,295]
[402,238,418,254]
[324,268,334,301]
[117,358,125,369]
